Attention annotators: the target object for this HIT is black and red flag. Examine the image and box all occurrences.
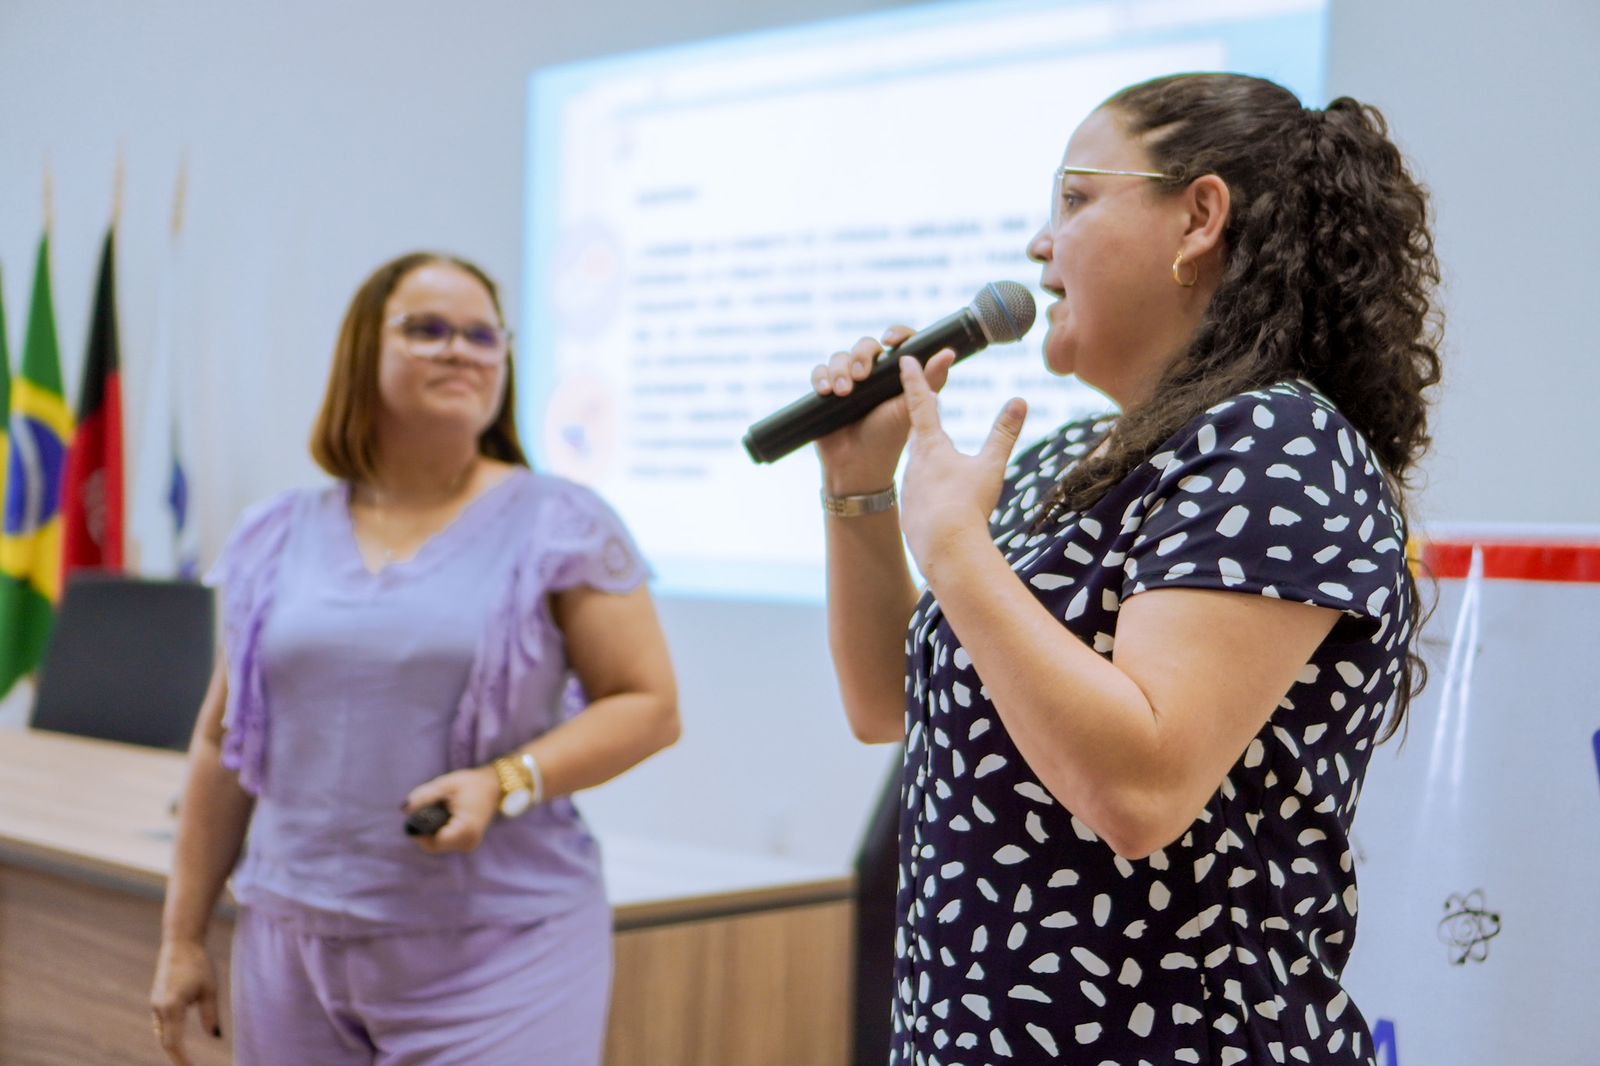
[61,228,126,576]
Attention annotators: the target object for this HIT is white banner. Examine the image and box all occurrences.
[1343,527,1600,1065]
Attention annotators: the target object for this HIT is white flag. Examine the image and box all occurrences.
[131,218,198,579]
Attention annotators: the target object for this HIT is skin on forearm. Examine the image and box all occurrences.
[811,339,960,745]
[535,582,680,799]
[161,664,253,945]
[825,508,919,744]
[516,691,679,800]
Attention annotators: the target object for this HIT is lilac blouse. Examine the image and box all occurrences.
[207,470,647,934]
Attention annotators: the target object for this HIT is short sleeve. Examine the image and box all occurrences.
[534,479,650,595]
[1121,384,1408,625]
[204,489,299,592]
[202,488,302,795]
[449,477,649,768]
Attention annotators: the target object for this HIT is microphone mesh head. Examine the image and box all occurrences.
[970,281,1037,344]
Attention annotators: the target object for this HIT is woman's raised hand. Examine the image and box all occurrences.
[810,326,957,492]
[896,355,1027,573]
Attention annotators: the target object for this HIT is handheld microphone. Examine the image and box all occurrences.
[742,280,1036,463]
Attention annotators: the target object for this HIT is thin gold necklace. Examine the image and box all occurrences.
[362,458,480,563]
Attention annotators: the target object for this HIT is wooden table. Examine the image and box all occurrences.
[0,729,854,1065]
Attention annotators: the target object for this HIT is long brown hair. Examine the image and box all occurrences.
[1046,74,1443,739]
[310,251,529,483]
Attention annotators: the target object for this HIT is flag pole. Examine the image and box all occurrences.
[171,151,188,240]
[114,142,127,232]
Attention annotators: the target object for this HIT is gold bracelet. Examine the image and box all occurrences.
[821,486,897,517]
[516,751,545,805]
[491,756,524,795]
[491,756,534,818]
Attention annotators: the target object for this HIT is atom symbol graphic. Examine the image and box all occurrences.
[1438,890,1501,965]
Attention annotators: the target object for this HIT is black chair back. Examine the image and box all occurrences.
[853,753,903,1066]
[31,571,215,751]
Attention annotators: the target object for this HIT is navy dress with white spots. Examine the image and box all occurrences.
[893,381,1410,1065]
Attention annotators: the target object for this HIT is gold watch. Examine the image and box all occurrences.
[492,756,534,817]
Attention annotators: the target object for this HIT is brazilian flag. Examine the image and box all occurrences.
[0,264,9,550]
[0,236,73,699]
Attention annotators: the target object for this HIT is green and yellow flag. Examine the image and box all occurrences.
[0,236,73,699]
[1,265,10,528]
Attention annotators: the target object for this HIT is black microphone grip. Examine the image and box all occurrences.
[742,309,988,463]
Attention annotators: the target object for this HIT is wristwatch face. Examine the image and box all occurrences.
[499,789,532,818]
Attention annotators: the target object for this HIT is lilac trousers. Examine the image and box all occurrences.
[230,896,612,1066]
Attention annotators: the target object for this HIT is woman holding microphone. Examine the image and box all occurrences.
[815,73,1439,1064]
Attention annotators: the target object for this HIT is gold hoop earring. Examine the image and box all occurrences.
[1172,252,1199,288]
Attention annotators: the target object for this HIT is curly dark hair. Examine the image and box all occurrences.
[1043,73,1443,739]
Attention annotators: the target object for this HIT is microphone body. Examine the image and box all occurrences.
[742,281,1036,463]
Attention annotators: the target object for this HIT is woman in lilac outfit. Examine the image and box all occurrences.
[148,252,679,1065]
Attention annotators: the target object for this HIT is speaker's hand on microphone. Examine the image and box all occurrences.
[898,356,1027,575]
[811,327,957,491]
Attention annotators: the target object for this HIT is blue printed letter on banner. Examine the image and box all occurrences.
[1373,1018,1399,1066]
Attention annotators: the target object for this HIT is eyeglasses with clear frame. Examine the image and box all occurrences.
[387,313,512,365]
[1051,165,1171,230]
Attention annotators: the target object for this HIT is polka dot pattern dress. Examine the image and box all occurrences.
[892,381,1411,1065]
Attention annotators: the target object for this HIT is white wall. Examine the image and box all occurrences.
[3,0,1596,867]
[1325,0,1600,531]
[0,0,911,868]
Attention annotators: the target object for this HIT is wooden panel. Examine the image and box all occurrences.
[605,900,854,1066]
[0,731,187,892]
[0,732,857,1064]
[0,863,853,1066]
[0,863,234,1066]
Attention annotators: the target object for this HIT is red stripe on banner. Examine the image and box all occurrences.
[1420,541,1600,583]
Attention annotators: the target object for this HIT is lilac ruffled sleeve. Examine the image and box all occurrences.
[448,478,649,770]
[534,479,650,596]
[203,489,300,796]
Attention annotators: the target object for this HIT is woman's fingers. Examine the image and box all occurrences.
[979,398,1029,470]
[809,361,834,396]
[154,1007,191,1065]
[408,767,500,854]
[197,983,222,1041]
[921,348,957,393]
[880,324,915,348]
[836,337,886,395]
[417,803,487,855]
[899,356,946,439]
[151,942,222,1062]
[812,339,882,397]
[402,778,449,814]
[811,326,915,398]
